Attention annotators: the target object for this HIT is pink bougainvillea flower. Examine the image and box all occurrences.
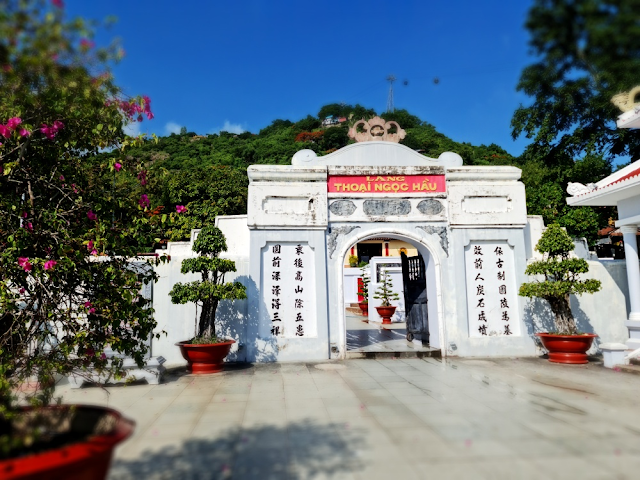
[137,170,147,186]
[87,240,94,251]
[71,184,78,193]
[43,260,57,271]
[6,117,21,130]
[176,205,186,214]
[0,125,9,138]
[19,288,25,294]
[85,347,95,356]
[59,175,64,181]
[19,128,30,137]
[138,194,150,208]
[41,121,64,140]
[84,301,92,308]
[52,0,64,7]
[23,222,33,231]
[40,125,56,139]
[89,308,96,314]
[79,39,95,49]
[17,257,32,272]
[114,162,122,171]
[87,210,97,221]
[21,211,27,218]
[100,352,107,360]
[91,249,98,255]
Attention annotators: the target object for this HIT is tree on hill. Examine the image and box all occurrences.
[162,166,248,241]
[294,115,321,132]
[259,119,293,137]
[381,109,423,129]
[318,103,375,121]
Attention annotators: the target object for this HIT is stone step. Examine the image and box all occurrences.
[345,349,441,360]
[346,306,367,317]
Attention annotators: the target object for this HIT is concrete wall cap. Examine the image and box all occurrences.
[446,166,522,182]
[248,165,327,183]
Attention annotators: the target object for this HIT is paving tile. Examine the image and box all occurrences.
[211,392,250,403]
[152,411,202,425]
[529,456,610,479]
[413,461,492,480]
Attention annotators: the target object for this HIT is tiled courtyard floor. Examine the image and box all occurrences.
[56,357,640,479]
[345,314,436,354]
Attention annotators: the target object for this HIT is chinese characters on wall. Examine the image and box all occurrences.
[262,242,316,338]
[465,241,520,337]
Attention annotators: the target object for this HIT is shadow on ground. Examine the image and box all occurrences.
[109,420,365,480]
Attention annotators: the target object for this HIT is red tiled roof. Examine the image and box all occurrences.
[598,226,615,236]
[604,166,640,188]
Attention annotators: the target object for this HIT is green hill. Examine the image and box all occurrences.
[92,103,609,244]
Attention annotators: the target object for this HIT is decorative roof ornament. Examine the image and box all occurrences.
[348,116,406,143]
[567,182,597,196]
[611,86,640,112]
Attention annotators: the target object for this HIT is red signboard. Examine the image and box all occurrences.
[327,175,445,194]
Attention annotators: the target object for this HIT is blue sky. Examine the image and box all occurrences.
[66,0,535,156]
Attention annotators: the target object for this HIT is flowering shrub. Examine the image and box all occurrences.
[0,0,176,455]
[295,131,324,143]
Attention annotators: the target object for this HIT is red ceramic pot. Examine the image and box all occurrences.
[375,306,396,325]
[536,332,598,364]
[176,339,235,374]
[358,302,369,315]
[0,405,134,480]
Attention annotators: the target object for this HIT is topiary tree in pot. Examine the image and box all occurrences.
[373,271,400,324]
[519,223,602,363]
[357,263,370,316]
[169,225,247,373]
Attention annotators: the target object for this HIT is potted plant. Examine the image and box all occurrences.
[0,2,166,477]
[169,225,247,374]
[519,224,602,364]
[348,254,358,268]
[357,264,370,316]
[373,271,400,324]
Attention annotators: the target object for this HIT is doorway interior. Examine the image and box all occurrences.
[342,236,438,354]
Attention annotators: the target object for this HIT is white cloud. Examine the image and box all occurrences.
[210,120,245,135]
[164,122,182,135]
[123,121,141,137]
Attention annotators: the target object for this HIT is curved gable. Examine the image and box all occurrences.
[292,141,462,168]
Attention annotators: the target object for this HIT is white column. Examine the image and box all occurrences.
[621,225,640,349]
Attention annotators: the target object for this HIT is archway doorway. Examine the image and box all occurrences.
[341,233,440,354]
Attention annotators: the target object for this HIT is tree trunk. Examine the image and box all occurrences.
[197,299,219,339]
[546,294,577,334]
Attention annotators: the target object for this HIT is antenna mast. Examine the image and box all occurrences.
[386,74,396,113]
